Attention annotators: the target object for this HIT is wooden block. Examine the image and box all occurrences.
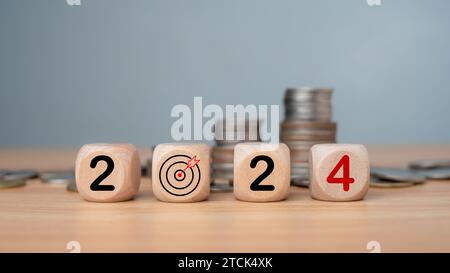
[234,143,290,202]
[152,143,210,202]
[309,144,370,202]
[75,143,141,202]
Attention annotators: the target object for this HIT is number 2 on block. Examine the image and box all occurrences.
[326,155,355,192]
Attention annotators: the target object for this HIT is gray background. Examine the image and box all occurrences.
[1,0,449,147]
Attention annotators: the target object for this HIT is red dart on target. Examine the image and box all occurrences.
[177,155,200,177]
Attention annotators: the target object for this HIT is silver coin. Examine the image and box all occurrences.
[281,133,336,140]
[211,182,233,193]
[291,162,309,168]
[215,140,238,146]
[212,155,234,164]
[212,146,236,156]
[286,107,331,112]
[292,178,309,188]
[291,169,309,174]
[285,105,332,110]
[282,121,337,130]
[291,174,309,180]
[291,167,309,176]
[284,141,336,149]
[284,140,334,149]
[213,168,233,173]
[212,144,236,155]
[212,177,233,185]
[40,171,75,184]
[291,168,309,175]
[216,140,248,146]
[286,97,331,103]
[66,181,78,192]
[291,166,309,171]
[291,163,309,167]
[285,96,332,103]
[212,172,234,180]
[286,108,332,114]
[285,144,316,151]
[282,128,336,136]
[281,123,336,132]
[212,176,234,183]
[286,103,331,108]
[371,167,426,183]
[212,158,234,165]
[415,168,450,180]
[212,163,234,171]
[287,146,311,153]
[212,147,235,162]
[290,153,310,162]
[292,173,309,180]
[0,175,27,189]
[286,102,331,107]
[370,178,415,188]
[281,134,335,142]
[285,87,333,98]
[285,109,331,115]
[291,173,309,178]
[3,170,39,180]
[285,91,332,98]
[213,144,236,150]
[284,115,331,122]
[212,168,234,175]
[409,159,450,170]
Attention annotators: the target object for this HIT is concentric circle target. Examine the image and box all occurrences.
[159,154,201,196]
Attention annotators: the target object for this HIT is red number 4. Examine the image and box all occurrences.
[326,155,355,192]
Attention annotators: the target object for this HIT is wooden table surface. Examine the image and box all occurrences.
[1,145,450,253]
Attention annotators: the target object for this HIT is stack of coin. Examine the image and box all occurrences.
[370,167,426,188]
[40,171,75,184]
[0,174,27,189]
[408,159,450,180]
[281,87,337,187]
[211,119,260,192]
[0,170,38,189]
[284,87,333,121]
[409,159,450,170]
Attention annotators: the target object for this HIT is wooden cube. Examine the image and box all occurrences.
[309,144,370,202]
[75,143,141,202]
[234,143,290,202]
[152,143,210,202]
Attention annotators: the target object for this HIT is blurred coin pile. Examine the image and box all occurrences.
[0,170,37,189]
[0,169,77,191]
[281,87,337,187]
[370,159,450,188]
[211,119,260,192]
[370,167,426,188]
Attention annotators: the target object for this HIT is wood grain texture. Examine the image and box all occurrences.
[1,145,450,253]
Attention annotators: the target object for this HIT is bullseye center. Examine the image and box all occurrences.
[174,169,186,181]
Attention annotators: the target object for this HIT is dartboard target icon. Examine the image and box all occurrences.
[159,154,201,196]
